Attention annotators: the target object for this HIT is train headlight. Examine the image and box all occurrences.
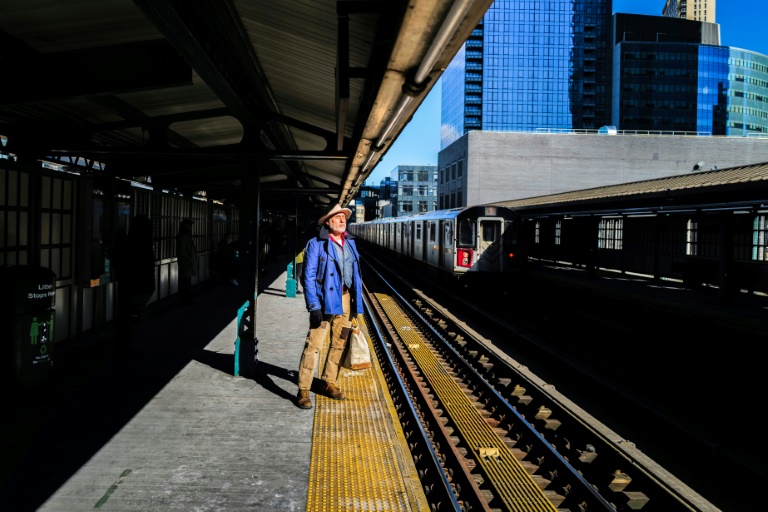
[457,249,473,268]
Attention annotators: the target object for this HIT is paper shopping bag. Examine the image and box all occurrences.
[342,324,371,370]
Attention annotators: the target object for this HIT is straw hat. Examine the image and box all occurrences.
[317,204,352,226]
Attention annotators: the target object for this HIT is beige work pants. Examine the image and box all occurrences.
[297,290,352,391]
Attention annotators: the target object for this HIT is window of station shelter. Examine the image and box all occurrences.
[40,172,77,280]
[598,218,623,250]
[686,219,698,256]
[754,214,768,261]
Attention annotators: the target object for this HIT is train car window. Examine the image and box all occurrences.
[429,222,436,243]
[504,220,517,244]
[416,222,421,241]
[445,222,453,243]
[457,219,475,247]
[482,223,499,242]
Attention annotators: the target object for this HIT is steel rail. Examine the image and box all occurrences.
[362,289,469,511]
[361,251,718,512]
[366,264,618,511]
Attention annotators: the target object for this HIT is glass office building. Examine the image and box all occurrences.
[441,0,613,149]
[724,48,768,135]
[613,14,768,135]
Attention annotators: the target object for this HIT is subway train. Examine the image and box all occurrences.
[348,163,768,297]
[348,205,523,280]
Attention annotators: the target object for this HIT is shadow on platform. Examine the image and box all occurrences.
[0,262,287,511]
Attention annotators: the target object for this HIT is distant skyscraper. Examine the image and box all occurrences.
[441,0,614,149]
[662,0,716,23]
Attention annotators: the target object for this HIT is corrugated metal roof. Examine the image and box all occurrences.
[492,161,768,210]
[0,0,493,212]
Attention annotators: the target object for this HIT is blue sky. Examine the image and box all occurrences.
[365,0,768,185]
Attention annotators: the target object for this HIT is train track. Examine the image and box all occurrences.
[360,255,722,512]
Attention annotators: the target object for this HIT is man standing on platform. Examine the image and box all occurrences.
[296,204,363,409]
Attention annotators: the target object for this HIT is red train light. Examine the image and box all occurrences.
[457,249,473,268]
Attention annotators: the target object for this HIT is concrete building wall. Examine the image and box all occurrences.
[437,136,468,209]
[438,131,768,205]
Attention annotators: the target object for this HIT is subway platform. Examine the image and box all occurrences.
[0,261,425,511]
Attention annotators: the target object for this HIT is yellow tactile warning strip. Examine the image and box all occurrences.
[375,293,559,512]
[308,315,430,512]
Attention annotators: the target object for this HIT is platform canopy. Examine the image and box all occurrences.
[0,0,492,210]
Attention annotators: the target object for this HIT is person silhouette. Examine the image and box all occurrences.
[217,234,239,286]
[114,215,156,353]
[176,218,198,305]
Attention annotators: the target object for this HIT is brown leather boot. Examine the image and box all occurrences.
[296,390,312,409]
[324,382,346,400]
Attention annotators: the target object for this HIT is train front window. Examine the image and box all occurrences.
[482,222,499,243]
[457,219,475,247]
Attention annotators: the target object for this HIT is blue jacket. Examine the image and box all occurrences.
[302,227,363,316]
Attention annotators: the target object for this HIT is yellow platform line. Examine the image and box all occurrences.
[375,293,558,512]
[308,315,430,512]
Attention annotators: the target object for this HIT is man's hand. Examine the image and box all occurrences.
[310,309,323,329]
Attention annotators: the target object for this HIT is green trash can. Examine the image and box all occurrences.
[286,262,297,298]
[1,266,56,389]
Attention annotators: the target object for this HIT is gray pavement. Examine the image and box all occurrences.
[1,263,314,511]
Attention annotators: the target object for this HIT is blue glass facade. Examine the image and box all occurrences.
[615,42,768,135]
[722,48,768,135]
[441,0,613,149]
[441,45,467,149]
[614,42,703,131]
[696,46,730,134]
